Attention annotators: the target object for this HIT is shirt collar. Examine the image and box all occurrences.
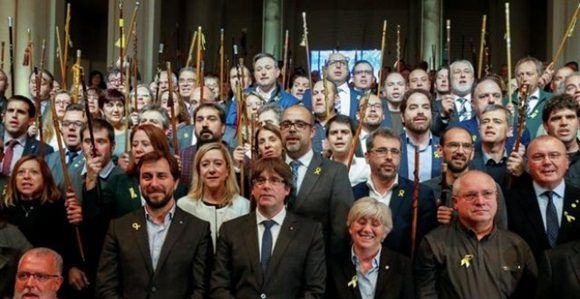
[256,207,286,225]
[4,131,28,145]
[366,174,399,195]
[285,149,314,168]
[482,149,507,165]
[144,200,176,224]
[533,180,566,198]
[351,246,381,268]
[81,160,116,179]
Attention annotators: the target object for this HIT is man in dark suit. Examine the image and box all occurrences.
[280,105,354,255]
[507,135,580,262]
[96,151,212,299]
[536,240,580,299]
[211,157,326,298]
[352,128,437,256]
[1,95,53,175]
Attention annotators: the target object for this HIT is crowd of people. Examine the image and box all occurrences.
[0,49,579,299]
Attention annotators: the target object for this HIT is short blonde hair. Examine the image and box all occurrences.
[347,197,393,231]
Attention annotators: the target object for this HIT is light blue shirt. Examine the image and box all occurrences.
[145,202,176,270]
[533,180,565,231]
[405,134,433,182]
[351,247,381,299]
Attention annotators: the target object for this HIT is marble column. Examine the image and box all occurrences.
[262,0,283,59]
[547,0,579,67]
[420,0,441,69]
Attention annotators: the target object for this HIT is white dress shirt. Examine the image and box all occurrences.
[256,208,287,259]
[337,82,351,116]
[533,180,565,231]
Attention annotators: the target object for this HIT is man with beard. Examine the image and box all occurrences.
[424,126,508,228]
[280,105,354,256]
[13,248,63,299]
[303,53,361,119]
[352,128,437,256]
[290,73,310,101]
[358,93,385,154]
[381,72,407,135]
[311,80,338,154]
[563,72,580,104]
[398,89,441,182]
[352,60,376,94]
[469,105,525,188]
[408,68,431,92]
[96,151,212,298]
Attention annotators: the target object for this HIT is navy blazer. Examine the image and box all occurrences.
[352,177,438,257]
[397,133,441,181]
[303,87,361,119]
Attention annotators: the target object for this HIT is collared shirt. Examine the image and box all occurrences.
[454,94,473,121]
[81,160,116,179]
[482,149,508,166]
[256,85,276,102]
[3,132,27,175]
[351,246,381,299]
[348,157,371,187]
[145,202,176,270]
[533,180,565,230]
[415,221,537,299]
[285,150,314,192]
[337,82,351,116]
[366,174,399,206]
[359,130,369,154]
[256,208,286,259]
[525,88,540,116]
[405,133,434,182]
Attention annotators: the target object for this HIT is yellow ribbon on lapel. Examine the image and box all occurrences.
[129,187,138,199]
[314,167,322,175]
[398,190,405,197]
[460,254,473,268]
[347,275,357,288]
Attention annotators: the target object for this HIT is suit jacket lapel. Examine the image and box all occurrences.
[398,136,409,178]
[558,185,580,243]
[295,154,323,210]
[389,179,407,217]
[522,188,549,243]
[242,213,264,284]
[374,249,395,299]
[153,207,187,277]
[263,213,297,285]
[132,210,154,275]
[339,253,362,299]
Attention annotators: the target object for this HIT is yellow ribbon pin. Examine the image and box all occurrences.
[460,254,474,268]
[314,167,322,175]
[132,222,141,231]
[129,187,138,199]
[347,275,358,288]
[564,212,576,223]
[398,190,405,197]
[434,151,440,158]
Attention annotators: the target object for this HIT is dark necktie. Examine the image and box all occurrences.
[260,220,276,271]
[544,191,559,248]
[66,151,78,166]
[290,160,300,192]
[2,139,18,175]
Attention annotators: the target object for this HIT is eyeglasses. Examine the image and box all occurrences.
[16,272,61,282]
[327,59,348,67]
[280,120,312,131]
[370,147,401,157]
[353,70,373,76]
[444,142,473,151]
[459,190,496,201]
[365,103,383,110]
[253,176,286,186]
[62,120,84,128]
[530,152,564,162]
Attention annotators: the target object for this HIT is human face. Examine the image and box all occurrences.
[14,253,62,299]
[311,81,336,116]
[205,77,220,100]
[402,93,432,134]
[3,100,33,137]
[453,172,497,227]
[0,72,7,92]
[327,122,353,155]
[133,86,152,109]
[54,93,71,119]
[86,89,100,115]
[178,70,197,98]
[199,149,229,191]
[160,91,181,116]
[82,128,114,167]
[544,109,579,145]
[28,73,52,99]
[106,73,123,92]
[551,67,573,92]
[363,95,384,127]
[61,111,86,150]
[479,110,511,144]
[280,106,315,159]
[15,160,44,200]
[384,73,406,103]
[252,169,290,216]
[450,62,475,96]
[140,158,178,210]
[131,130,154,163]
[326,53,348,84]
[473,80,503,117]
[139,111,165,130]
[158,71,171,93]
[365,136,401,182]
[102,100,124,126]
[290,76,309,100]
[349,216,388,252]
[434,68,449,94]
[194,107,225,142]
[245,95,264,118]
[258,129,283,158]
[352,63,374,90]
[254,57,280,90]
[258,110,280,127]
[564,74,580,103]
[229,67,252,91]
[528,138,569,189]
[440,128,474,173]
[516,61,540,93]
[408,69,430,91]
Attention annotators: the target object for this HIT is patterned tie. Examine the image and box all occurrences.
[526,96,538,116]
[260,220,276,271]
[2,139,18,176]
[544,191,559,248]
[290,160,301,192]
[458,98,469,121]
[335,88,345,114]
[66,151,78,166]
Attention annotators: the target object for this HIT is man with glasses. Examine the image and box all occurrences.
[211,157,326,298]
[352,128,437,257]
[13,247,64,299]
[352,60,375,93]
[507,135,580,262]
[415,170,537,298]
[280,105,353,256]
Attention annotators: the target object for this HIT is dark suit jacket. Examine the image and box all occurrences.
[45,150,85,197]
[352,177,438,257]
[454,117,532,150]
[211,211,326,299]
[398,133,442,182]
[506,173,580,262]
[96,206,212,299]
[326,247,414,299]
[536,240,580,299]
[303,87,361,119]
[287,153,354,255]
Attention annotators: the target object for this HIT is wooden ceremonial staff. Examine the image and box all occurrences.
[477,15,487,79]
[118,1,124,85]
[63,3,71,89]
[302,12,313,91]
[505,2,513,105]
[346,95,368,170]
[22,28,32,70]
[446,19,451,65]
[507,83,529,188]
[35,39,47,150]
[395,24,401,72]
[233,44,246,196]
[438,162,448,207]
[166,62,179,155]
[281,29,289,90]
[1,41,4,70]
[376,20,387,96]
[410,146,420,259]
[8,17,15,96]
[185,30,198,68]
[547,2,579,71]
[155,43,164,102]
[219,28,225,102]
[56,27,64,86]
[124,58,131,153]
[196,26,203,82]
[133,17,139,113]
